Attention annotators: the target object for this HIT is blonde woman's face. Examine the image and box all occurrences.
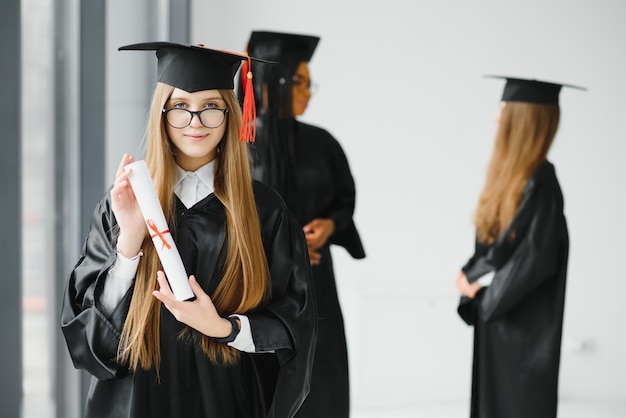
[292,61,312,117]
[164,88,227,171]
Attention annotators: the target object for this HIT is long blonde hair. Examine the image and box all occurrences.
[474,102,560,244]
[118,83,271,371]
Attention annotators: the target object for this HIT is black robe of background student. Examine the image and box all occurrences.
[61,181,317,418]
[284,121,365,418]
[458,161,569,418]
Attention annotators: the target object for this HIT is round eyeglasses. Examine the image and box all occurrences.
[162,108,229,129]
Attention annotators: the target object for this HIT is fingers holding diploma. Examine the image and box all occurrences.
[153,272,233,339]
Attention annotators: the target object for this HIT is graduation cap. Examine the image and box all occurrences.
[119,41,273,142]
[485,75,587,105]
[245,31,320,63]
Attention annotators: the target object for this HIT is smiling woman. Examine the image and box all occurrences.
[162,89,229,171]
[60,42,317,418]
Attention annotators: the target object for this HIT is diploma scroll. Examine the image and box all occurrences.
[125,160,195,301]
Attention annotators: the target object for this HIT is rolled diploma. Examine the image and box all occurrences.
[125,160,195,301]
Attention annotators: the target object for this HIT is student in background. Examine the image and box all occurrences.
[242,31,365,418]
[456,76,584,418]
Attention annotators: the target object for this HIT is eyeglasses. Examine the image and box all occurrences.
[292,75,318,94]
[162,108,229,129]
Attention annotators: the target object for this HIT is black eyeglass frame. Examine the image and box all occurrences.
[162,107,229,129]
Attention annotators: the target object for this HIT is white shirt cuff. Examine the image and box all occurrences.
[227,314,256,353]
[100,250,141,315]
[477,270,495,287]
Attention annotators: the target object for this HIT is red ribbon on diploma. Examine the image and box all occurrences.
[147,219,171,250]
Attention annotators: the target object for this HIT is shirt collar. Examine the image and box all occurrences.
[175,160,216,191]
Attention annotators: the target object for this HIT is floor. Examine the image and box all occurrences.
[353,401,626,418]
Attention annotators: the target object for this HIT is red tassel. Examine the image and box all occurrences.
[240,57,256,142]
[240,59,250,94]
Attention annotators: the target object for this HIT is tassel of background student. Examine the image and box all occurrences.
[240,57,256,142]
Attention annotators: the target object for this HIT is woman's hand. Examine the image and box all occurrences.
[303,218,335,265]
[307,247,322,266]
[110,154,145,257]
[303,218,335,249]
[152,272,233,338]
[455,271,483,299]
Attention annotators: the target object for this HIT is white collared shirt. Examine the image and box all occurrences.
[100,160,255,352]
[173,161,215,209]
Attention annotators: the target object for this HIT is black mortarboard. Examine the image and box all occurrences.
[245,31,320,63]
[119,41,272,142]
[119,41,252,92]
[485,75,587,105]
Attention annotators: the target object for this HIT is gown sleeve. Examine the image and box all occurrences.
[325,138,356,234]
[457,169,564,325]
[60,193,132,380]
[461,180,539,283]
[247,184,318,418]
[324,133,366,259]
[477,192,563,322]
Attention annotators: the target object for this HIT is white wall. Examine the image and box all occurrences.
[191,0,626,410]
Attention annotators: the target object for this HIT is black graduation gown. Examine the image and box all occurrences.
[286,122,365,418]
[61,181,317,418]
[457,161,569,418]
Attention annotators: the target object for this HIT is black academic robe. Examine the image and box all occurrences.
[61,181,317,418]
[457,161,569,418]
[286,121,365,418]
